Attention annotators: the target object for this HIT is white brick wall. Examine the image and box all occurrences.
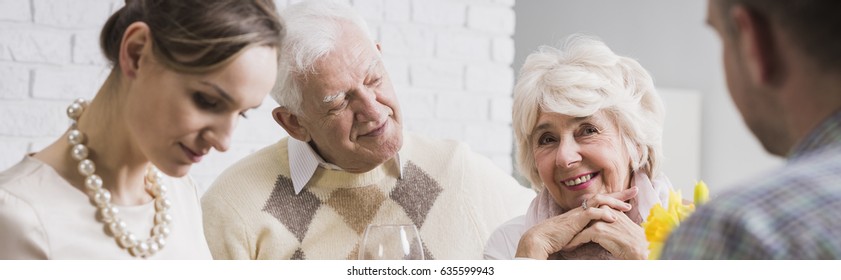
[33,0,113,28]
[0,0,518,191]
[412,0,466,27]
[0,0,31,22]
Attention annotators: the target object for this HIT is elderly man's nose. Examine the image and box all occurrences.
[354,92,383,122]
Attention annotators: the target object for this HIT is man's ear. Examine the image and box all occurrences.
[273,106,311,142]
[118,22,152,79]
[730,5,779,85]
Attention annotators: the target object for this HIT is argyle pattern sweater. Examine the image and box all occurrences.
[201,133,534,260]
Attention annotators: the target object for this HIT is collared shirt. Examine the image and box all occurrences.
[660,110,841,259]
[287,137,403,194]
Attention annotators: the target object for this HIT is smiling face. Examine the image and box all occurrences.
[531,110,632,210]
[125,46,278,177]
[292,24,403,173]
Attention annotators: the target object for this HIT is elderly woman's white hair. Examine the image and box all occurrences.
[271,0,375,114]
[513,35,665,192]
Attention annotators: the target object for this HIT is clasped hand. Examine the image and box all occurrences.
[514,186,647,260]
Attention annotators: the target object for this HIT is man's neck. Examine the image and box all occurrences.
[780,68,841,155]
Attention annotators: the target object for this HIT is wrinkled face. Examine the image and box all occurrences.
[532,111,631,210]
[295,25,403,173]
[126,46,278,177]
[706,0,788,155]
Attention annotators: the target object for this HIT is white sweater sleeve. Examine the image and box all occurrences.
[483,215,527,260]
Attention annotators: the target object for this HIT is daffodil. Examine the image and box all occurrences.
[642,181,710,259]
[694,180,709,205]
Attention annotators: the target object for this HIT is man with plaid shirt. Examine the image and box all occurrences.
[661,0,841,259]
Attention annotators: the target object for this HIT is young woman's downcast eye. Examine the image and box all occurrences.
[193,93,218,110]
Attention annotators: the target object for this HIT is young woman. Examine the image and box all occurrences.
[0,0,284,259]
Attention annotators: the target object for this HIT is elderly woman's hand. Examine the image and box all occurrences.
[561,205,648,260]
[514,187,638,259]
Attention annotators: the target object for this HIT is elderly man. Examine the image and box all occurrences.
[201,0,534,260]
[661,0,841,259]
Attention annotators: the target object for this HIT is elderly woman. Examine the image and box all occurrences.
[484,36,672,260]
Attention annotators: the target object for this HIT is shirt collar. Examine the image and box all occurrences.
[287,137,403,194]
[789,109,841,161]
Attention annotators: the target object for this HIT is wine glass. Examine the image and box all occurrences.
[358,224,424,260]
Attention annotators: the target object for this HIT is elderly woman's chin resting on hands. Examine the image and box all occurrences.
[483,35,674,260]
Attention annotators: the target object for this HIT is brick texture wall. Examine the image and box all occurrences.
[0,0,517,190]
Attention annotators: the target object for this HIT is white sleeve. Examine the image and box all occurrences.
[0,189,49,259]
[460,144,535,235]
[483,215,527,260]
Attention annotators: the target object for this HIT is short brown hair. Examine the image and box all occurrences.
[715,0,841,71]
[100,0,284,74]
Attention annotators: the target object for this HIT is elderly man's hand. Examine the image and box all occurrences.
[561,205,648,260]
[514,187,638,259]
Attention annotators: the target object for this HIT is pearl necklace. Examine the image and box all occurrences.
[66,98,172,258]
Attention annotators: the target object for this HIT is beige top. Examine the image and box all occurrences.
[0,156,212,259]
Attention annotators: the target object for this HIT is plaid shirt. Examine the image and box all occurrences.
[661,110,841,259]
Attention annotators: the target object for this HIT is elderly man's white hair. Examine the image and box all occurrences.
[271,0,375,114]
[512,35,666,191]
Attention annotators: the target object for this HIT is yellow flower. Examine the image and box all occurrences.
[694,180,709,205]
[642,181,709,259]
